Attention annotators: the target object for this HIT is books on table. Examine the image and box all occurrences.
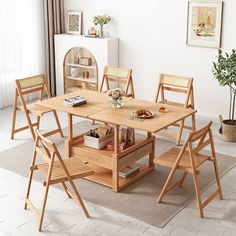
[64,95,87,107]
[119,164,140,178]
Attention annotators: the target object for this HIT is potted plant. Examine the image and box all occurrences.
[212,49,236,141]
[93,14,111,38]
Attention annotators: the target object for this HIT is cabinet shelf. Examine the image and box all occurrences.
[66,76,97,84]
[63,46,99,93]
[55,35,118,95]
[65,62,96,70]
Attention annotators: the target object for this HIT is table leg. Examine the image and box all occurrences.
[65,113,73,158]
[176,119,185,146]
[112,125,120,192]
[148,132,155,167]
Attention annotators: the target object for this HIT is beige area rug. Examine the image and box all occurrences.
[0,120,235,228]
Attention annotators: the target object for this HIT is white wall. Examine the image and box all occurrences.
[64,0,236,119]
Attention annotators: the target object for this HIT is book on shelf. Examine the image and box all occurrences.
[64,95,87,107]
[119,164,140,178]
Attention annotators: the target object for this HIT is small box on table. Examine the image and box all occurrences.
[84,127,114,150]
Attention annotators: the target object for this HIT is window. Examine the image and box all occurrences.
[0,0,45,108]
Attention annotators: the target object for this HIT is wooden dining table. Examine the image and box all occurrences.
[37,89,196,192]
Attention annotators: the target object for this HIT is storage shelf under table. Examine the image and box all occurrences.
[84,163,154,191]
[69,135,155,192]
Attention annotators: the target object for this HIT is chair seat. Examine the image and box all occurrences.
[37,157,94,184]
[154,147,210,171]
[17,103,53,116]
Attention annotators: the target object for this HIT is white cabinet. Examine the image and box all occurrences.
[54,34,118,95]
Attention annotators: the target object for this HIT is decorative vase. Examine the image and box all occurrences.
[99,24,104,38]
[111,97,124,109]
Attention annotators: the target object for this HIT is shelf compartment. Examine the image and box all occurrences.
[70,135,154,191]
[66,76,97,84]
[65,85,97,93]
[71,136,148,168]
[84,163,154,191]
[65,62,96,70]
[65,86,80,93]
[63,47,98,94]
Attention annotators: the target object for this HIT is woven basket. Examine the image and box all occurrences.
[219,115,236,142]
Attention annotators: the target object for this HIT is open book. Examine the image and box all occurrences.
[64,95,87,107]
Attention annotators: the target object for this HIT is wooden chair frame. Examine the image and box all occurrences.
[155,73,196,145]
[155,121,223,218]
[24,129,94,231]
[99,66,135,98]
[11,74,63,140]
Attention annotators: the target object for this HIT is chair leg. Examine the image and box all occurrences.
[176,119,185,146]
[11,110,17,140]
[61,181,72,199]
[68,179,90,218]
[191,113,196,131]
[24,112,36,140]
[178,172,188,188]
[36,116,41,129]
[157,167,178,203]
[209,129,223,200]
[38,183,50,231]
[213,159,223,200]
[24,169,34,210]
[53,110,64,137]
[11,94,18,139]
[192,169,204,218]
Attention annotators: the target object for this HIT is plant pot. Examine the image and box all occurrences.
[219,115,236,142]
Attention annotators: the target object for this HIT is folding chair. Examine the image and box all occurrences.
[154,121,223,218]
[100,66,135,98]
[155,73,196,145]
[11,74,63,140]
[24,129,94,231]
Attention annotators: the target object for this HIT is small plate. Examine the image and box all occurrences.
[133,111,155,119]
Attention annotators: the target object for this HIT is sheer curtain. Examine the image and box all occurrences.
[0,0,45,108]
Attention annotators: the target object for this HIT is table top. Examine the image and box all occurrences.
[37,90,196,133]
[37,90,111,118]
[89,97,196,133]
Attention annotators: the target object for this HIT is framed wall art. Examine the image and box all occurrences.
[67,11,82,35]
[186,1,223,48]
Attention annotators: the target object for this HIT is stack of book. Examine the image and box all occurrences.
[64,96,87,107]
[119,164,140,178]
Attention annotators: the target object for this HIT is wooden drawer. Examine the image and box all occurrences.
[71,146,113,169]
[118,142,153,170]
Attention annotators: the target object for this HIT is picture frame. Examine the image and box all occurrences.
[67,11,82,35]
[186,1,223,48]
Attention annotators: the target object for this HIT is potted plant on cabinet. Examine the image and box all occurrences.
[212,49,236,141]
